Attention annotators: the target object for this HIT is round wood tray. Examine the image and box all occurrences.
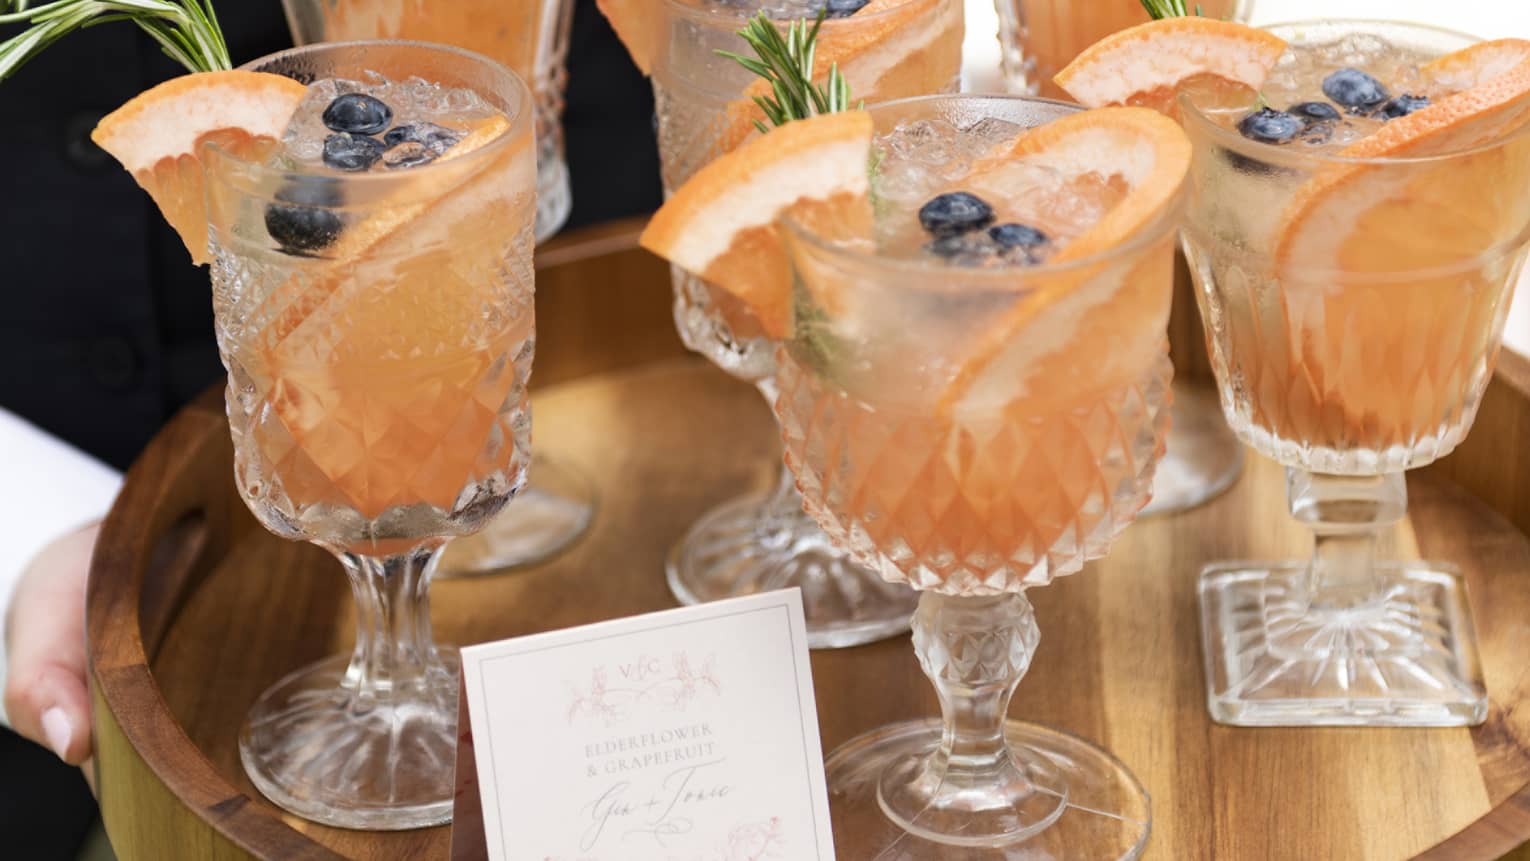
[87,224,1530,860]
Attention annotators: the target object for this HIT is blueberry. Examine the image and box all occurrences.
[264,178,344,255]
[322,132,385,171]
[988,222,1049,250]
[382,141,436,169]
[1321,68,1389,113]
[1237,107,1303,144]
[918,191,995,237]
[322,93,393,135]
[383,122,462,152]
[1288,101,1341,123]
[925,234,995,265]
[824,0,870,17]
[1378,94,1430,119]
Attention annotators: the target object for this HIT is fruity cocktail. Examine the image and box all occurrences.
[282,0,594,577]
[283,0,573,240]
[643,92,1188,854]
[1180,21,1530,726]
[90,39,537,827]
[599,0,964,648]
[1001,4,1275,519]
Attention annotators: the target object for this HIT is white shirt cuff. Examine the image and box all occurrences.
[0,408,122,728]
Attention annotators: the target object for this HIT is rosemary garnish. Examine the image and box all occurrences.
[718,9,861,134]
[0,0,231,83]
[719,9,862,369]
[1140,0,1205,18]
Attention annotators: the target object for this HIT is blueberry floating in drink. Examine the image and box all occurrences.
[384,121,462,153]
[1237,107,1303,143]
[1379,94,1430,119]
[918,191,996,237]
[323,132,386,171]
[1322,68,1390,114]
[1288,101,1340,123]
[322,92,393,135]
[265,177,344,255]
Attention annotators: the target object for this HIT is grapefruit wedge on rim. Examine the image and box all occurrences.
[1266,40,1530,448]
[92,71,308,265]
[639,110,875,339]
[1276,39,1530,275]
[941,107,1192,413]
[1054,17,1287,114]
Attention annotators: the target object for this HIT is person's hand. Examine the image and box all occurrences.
[4,521,98,770]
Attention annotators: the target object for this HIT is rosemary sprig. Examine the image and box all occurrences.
[1139,0,1205,18]
[717,9,861,134]
[0,0,231,83]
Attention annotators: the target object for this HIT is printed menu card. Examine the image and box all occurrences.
[453,589,836,860]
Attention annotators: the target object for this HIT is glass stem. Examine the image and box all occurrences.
[1286,470,1407,609]
[914,591,1040,793]
[337,541,446,702]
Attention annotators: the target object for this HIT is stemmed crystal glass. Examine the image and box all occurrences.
[774,95,1177,856]
[205,41,536,828]
[650,0,965,648]
[992,0,1248,516]
[282,0,596,575]
[1181,20,1530,726]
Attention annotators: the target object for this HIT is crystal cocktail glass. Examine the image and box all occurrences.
[651,0,965,648]
[774,94,1176,855]
[283,0,594,575]
[206,41,536,828]
[1181,20,1530,727]
[992,0,1248,517]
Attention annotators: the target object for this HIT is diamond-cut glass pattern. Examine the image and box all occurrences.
[777,352,1173,596]
[1184,233,1524,474]
[211,177,535,553]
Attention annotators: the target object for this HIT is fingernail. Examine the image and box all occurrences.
[42,707,73,759]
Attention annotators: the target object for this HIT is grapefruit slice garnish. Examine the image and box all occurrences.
[639,110,874,339]
[595,0,661,75]
[1276,45,1530,274]
[1422,39,1530,94]
[1054,17,1287,115]
[92,71,308,265]
[1262,42,1530,445]
[941,107,1192,413]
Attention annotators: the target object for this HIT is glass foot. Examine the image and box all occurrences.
[1199,562,1488,726]
[438,454,595,576]
[1140,382,1243,517]
[239,649,460,830]
[826,720,1150,858]
[667,489,918,649]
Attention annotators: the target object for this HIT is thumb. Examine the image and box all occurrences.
[4,523,95,765]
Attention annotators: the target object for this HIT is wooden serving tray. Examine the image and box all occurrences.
[87,221,1530,860]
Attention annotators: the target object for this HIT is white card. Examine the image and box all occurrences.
[457,589,836,861]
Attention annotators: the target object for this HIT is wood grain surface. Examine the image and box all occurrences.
[86,221,1530,860]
